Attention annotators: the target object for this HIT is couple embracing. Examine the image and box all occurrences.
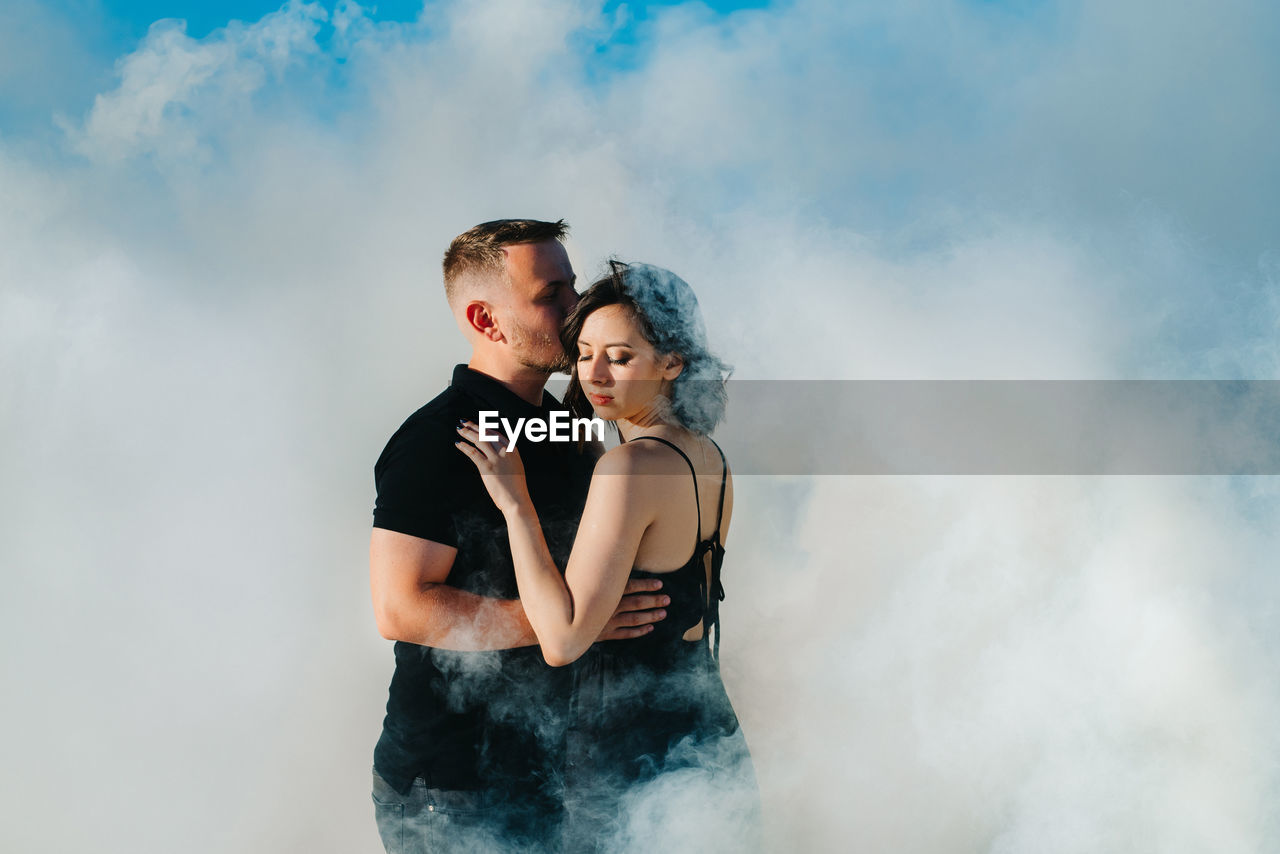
[369,219,760,852]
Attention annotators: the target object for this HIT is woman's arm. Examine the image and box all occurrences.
[455,424,659,665]
[506,448,656,664]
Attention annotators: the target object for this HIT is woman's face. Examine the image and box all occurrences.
[575,304,682,422]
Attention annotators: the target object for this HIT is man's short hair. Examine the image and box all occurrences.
[442,219,569,303]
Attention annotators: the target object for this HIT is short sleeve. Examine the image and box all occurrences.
[372,413,466,547]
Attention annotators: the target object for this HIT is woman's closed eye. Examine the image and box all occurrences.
[577,353,631,365]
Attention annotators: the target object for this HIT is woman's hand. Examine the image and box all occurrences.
[455,419,532,515]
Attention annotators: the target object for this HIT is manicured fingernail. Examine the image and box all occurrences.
[661,596,670,605]
[456,418,466,427]
[656,610,666,618]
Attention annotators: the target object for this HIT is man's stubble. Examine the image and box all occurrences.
[507,314,572,375]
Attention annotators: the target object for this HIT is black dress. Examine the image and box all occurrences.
[561,436,760,851]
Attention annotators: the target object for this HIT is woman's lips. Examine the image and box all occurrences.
[589,394,614,406]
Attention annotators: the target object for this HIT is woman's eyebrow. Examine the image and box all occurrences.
[577,339,635,348]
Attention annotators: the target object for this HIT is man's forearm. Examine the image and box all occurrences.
[382,584,538,650]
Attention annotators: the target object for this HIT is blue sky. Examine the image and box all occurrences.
[103,0,424,37]
[5,0,1277,363]
[93,0,771,38]
[1,0,772,136]
[5,0,1276,293]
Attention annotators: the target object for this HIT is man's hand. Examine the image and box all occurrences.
[597,578,669,641]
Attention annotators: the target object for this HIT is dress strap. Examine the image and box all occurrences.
[707,438,728,543]
[630,435,730,663]
[704,438,728,661]
[627,435,701,551]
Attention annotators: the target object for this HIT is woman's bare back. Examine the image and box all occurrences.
[622,431,733,641]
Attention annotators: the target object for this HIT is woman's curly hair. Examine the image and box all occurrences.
[562,261,731,434]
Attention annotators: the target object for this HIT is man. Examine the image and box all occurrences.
[368,219,668,852]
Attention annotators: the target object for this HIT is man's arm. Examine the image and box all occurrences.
[370,527,668,651]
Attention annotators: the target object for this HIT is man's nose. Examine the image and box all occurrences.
[560,286,580,314]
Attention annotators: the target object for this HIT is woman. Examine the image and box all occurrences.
[455,261,759,851]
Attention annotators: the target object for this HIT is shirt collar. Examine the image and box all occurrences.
[450,364,564,417]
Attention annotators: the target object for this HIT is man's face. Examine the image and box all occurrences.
[500,241,578,373]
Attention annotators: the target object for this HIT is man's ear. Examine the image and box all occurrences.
[465,301,504,342]
[662,353,684,381]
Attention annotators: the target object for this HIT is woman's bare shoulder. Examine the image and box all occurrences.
[595,438,691,477]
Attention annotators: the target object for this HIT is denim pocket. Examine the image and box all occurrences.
[423,786,493,817]
[371,770,512,851]
[371,796,405,851]
[371,769,407,852]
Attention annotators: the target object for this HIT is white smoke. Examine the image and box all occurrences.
[728,476,1280,851]
[2,0,1279,851]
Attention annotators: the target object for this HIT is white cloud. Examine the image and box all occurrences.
[70,1,327,163]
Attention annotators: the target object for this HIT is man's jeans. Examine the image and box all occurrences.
[371,768,557,853]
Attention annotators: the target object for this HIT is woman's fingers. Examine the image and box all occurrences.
[455,420,501,462]
[454,418,531,513]
[454,438,485,464]
[454,420,527,499]
[457,420,508,449]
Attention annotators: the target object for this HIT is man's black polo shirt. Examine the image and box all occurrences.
[371,365,595,796]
